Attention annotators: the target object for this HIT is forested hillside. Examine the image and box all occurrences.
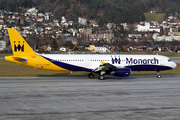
[1,0,180,24]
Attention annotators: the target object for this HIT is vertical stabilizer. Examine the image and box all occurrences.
[8,28,36,56]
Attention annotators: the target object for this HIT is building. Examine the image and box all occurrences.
[0,41,6,51]
[85,45,110,53]
[89,33,114,42]
[107,23,116,29]
[78,17,87,25]
[107,46,119,52]
[153,33,180,41]
[65,36,77,45]
[85,45,95,51]
[27,8,38,14]
[25,8,38,16]
[73,46,82,51]
[61,16,68,27]
[136,22,160,32]
[128,34,142,38]
[94,46,110,53]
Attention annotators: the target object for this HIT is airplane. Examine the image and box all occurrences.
[5,28,177,80]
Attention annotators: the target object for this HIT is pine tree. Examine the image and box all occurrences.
[51,39,59,51]
[98,17,104,28]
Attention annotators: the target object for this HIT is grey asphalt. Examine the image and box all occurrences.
[0,75,180,120]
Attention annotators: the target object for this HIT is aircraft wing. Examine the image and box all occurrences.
[91,61,131,80]
[93,61,117,75]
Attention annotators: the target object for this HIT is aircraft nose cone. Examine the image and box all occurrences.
[173,62,177,69]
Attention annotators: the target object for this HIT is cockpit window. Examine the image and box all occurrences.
[168,59,171,62]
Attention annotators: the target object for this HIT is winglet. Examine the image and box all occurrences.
[100,61,105,65]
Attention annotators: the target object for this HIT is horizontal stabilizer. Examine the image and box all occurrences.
[13,57,28,62]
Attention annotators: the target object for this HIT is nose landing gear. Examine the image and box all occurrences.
[157,71,161,78]
[88,73,94,78]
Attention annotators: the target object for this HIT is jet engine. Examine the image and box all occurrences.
[110,68,131,77]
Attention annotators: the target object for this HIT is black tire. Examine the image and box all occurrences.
[98,75,104,80]
[157,75,161,78]
[88,73,94,78]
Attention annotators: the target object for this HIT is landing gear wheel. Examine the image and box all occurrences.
[88,73,94,78]
[157,75,161,78]
[98,75,104,80]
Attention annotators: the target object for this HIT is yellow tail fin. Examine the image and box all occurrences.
[8,28,36,56]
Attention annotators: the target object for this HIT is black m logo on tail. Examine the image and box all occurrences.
[14,44,24,52]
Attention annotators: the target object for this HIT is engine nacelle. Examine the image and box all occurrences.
[110,68,131,77]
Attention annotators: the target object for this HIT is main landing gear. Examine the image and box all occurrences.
[88,73,105,80]
[98,75,105,80]
[157,71,161,78]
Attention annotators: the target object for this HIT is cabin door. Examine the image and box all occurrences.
[160,57,164,65]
